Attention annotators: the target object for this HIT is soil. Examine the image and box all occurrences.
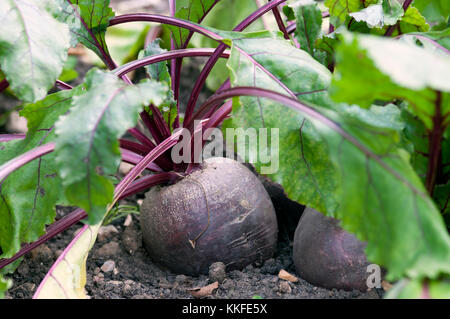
[4,209,382,299]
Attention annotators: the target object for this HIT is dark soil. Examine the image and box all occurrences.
[4,211,381,299]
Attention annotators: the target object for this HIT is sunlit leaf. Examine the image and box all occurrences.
[0,87,84,258]
[34,220,100,299]
[54,69,168,224]
[325,0,378,26]
[284,0,323,58]
[56,0,115,64]
[170,0,220,48]
[0,0,70,102]
[350,0,403,28]
[330,32,450,129]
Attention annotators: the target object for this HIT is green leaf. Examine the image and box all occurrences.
[284,0,323,58]
[413,0,450,24]
[57,0,115,64]
[59,56,79,83]
[0,275,11,299]
[222,33,341,216]
[221,30,450,281]
[0,0,70,102]
[170,0,219,48]
[330,32,450,129]
[0,87,84,258]
[54,69,168,224]
[325,0,378,26]
[434,182,450,216]
[350,0,403,28]
[396,6,430,34]
[138,39,171,85]
[190,0,264,90]
[386,277,450,298]
[34,222,102,299]
[401,107,428,180]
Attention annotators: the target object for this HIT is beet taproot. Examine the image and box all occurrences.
[140,157,278,275]
[293,207,371,291]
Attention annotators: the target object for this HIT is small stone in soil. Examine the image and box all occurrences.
[279,281,292,294]
[97,225,119,242]
[121,221,141,255]
[209,262,226,283]
[101,260,115,273]
[97,241,120,258]
[30,244,53,262]
[93,274,104,283]
[221,279,233,290]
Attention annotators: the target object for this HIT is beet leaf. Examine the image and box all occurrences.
[0,87,84,258]
[54,69,168,224]
[0,0,70,102]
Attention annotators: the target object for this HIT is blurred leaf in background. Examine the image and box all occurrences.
[190,0,267,90]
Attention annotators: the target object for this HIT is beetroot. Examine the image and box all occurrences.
[140,157,278,275]
[293,207,371,291]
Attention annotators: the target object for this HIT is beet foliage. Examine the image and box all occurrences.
[0,0,449,298]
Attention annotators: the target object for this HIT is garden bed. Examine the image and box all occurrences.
[5,206,381,299]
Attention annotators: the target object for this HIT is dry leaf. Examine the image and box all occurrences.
[123,214,133,227]
[382,280,393,291]
[188,281,219,298]
[278,269,298,283]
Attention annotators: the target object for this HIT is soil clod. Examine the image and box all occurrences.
[209,262,227,283]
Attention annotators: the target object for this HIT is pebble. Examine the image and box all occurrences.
[122,284,133,296]
[30,244,53,261]
[97,241,120,258]
[121,221,141,255]
[97,225,119,242]
[209,262,227,283]
[279,281,292,294]
[93,274,104,283]
[101,260,115,273]
[54,250,63,259]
